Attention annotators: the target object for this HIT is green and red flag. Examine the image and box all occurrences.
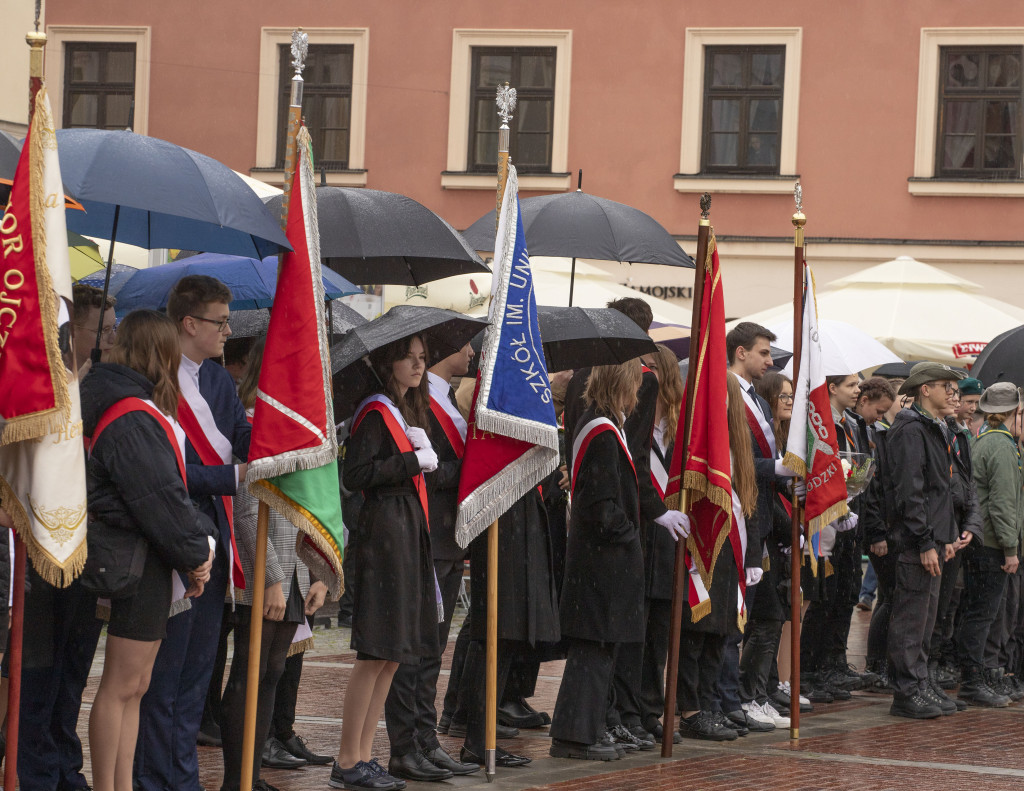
[783,260,848,571]
[246,125,344,598]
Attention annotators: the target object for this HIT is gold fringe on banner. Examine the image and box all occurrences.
[287,635,315,657]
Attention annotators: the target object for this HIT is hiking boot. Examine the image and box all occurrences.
[889,693,943,720]
[823,663,864,692]
[959,667,1010,708]
[818,677,852,701]
[609,724,654,751]
[800,673,835,704]
[679,711,737,741]
[935,664,959,690]
[921,683,957,715]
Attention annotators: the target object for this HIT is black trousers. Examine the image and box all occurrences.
[677,630,725,713]
[201,603,235,731]
[928,550,963,664]
[457,638,514,756]
[986,567,1022,669]
[887,550,944,697]
[639,597,672,730]
[271,650,304,742]
[739,616,784,703]
[220,607,298,790]
[442,606,473,722]
[550,639,616,745]
[866,550,897,667]
[957,547,1009,673]
[385,557,464,756]
[504,657,541,700]
[609,638,644,728]
[801,530,862,672]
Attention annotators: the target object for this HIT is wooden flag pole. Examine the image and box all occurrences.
[239,28,307,791]
[483,81,515,784]
[661,193,712,757]
[5,23,47,791]
[789,182,806,741]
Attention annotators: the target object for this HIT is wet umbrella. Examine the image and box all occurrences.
[536,306,657,373]
[264,187,490,286]
[330,305,488,419]
[461,184,694,305]
[968,326,1024,386]
[103,253,359,315]
[0,130,20,179]
[231,300,367,340]
[56,129,292,353]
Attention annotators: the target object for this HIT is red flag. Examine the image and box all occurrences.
[665,235,744,623]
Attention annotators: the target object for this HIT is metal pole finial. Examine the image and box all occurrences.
[699,192,711,226]
[793,180,806,229]
[290,28,309,76]
[496,82,517,130]
[34,0,41,31]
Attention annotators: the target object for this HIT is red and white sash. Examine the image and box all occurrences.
[570,416,636,497]
[429,398,466,459]
[650,440,669,500]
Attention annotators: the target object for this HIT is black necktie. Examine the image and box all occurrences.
[749,384,772,423]
[448,386,459,409]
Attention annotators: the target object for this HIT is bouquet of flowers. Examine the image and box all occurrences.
[839,451,875,497]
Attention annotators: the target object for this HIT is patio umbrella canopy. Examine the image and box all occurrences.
[737,256,1024,366]
[103,253,359,315]
[264,187,490,286]
[462,190,694,268]
[536,306,657,372]
[766,318,902,376]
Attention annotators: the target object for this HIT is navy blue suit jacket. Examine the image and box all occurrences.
[185,360,251,558]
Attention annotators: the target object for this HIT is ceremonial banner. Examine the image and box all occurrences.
[783,261,848,568]
[0,87,88,586]
[665,235,742,622]
[456,165,559,547]
[247,126,344,598]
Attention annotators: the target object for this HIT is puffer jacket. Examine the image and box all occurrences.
[948,418,983,542]
[971,426,1024,557]
[886,406,958,553]
[81,362,212,573]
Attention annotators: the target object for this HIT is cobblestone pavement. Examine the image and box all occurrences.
[69,604,1024,791]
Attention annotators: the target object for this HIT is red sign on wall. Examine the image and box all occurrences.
[952,342,987,358]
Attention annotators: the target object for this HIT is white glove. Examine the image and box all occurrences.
[745,567,764,586]
[406,426,430,450]
[793,479,806,498]
[834,511,859,533]
[655,510,691,542]
[414,447,438,472]
[774,459,798,478]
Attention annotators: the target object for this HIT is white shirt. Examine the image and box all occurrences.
[427,371,468,442]
[179,353,202,392]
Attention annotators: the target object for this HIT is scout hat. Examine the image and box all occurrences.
[897,361,966,395]
[958,377,983,396]
[978,381,1023,414]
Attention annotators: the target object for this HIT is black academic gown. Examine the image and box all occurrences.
[560,410,645,645]
[646,438,678,601]
[343,409,439,664]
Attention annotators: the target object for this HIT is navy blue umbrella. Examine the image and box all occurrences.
[96,253,360,316]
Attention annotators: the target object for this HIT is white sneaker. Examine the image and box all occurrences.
[741,701,775,727]
[760,700,791,728]
[779,681,811,706]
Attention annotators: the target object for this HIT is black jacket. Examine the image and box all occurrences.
[947,417,983,541]
[423,404,466,562]
[81,363,212,574]
[860,422,895,550]
[886,406,958,553]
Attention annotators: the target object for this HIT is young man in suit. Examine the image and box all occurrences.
[135,276,252,791]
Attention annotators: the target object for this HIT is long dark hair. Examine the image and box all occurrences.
[755,371,792,449]
[108,310,181,419]
[368,334,430,428]
[237,335,267,411]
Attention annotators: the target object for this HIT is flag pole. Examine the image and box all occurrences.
[789,181,806,741]
[484,81,515,784]
[5,19,47,790]
[661,193,711,758]
[239,28,307,791]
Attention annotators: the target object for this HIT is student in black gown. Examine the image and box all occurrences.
[332,335,440,791]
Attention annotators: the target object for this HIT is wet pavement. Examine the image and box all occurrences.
[70,605,1024,791]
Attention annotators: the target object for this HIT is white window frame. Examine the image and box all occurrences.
[675,27,802,195]
[443,29,572,191]
[910,27,1024,197]
[45,25,151,135]
[253,27,369,188]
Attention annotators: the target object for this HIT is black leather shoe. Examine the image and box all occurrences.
[387,752,453,782]
[459,746,531,767]
[447,721,520,739]
[197,722,222,748]
[281,734,333,765]
[497,699,547,729]
[262,737,308,769]
[421,747,479,776]
[889,693,943,719]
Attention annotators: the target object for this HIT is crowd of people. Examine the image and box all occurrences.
[4,280,1024,791]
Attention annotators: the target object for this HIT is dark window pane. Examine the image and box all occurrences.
[68,93,98,126]
[71,50,100,83]
[985,100,1015,133]
[317,52,352,85]
[277,44,353,167]
[749,98,780,132]
[475,98,499,133]
[517,98,552,133]
[322,96,350,128]
[710,53,743,87]
[105,94,132,128]
[474,132,498,168]
[709,133,738,166]
[710,99,741,132]
[946,53,981,88]
[748,134,778,166]
[751,53,783,87]
[477,54,512,87]
[987,54,1020,88]
[105,49,135,83]
[519,54,554,89]
[984,135,1015,168]
[516,133,549,166]
[944,135,975,169]
[322,129,349,162]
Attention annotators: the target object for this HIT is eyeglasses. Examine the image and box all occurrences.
[778,393,795,402]
[75,323,116,340]
[189,315,231,333]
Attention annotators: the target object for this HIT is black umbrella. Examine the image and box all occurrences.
[461,183,694,305]
[231,300,368,340]
[330,305,488,420]
[264,187,490,287]
[536,306,657,373]
[1,130,21,180]
[970,326,1024,386]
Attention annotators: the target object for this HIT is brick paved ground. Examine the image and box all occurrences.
[66,599,1024,791]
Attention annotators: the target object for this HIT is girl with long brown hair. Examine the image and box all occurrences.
[335,333,441,789]
[81,310,214,791]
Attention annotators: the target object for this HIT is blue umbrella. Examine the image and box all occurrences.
[105,253,360,316]
[79,262,138,293]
